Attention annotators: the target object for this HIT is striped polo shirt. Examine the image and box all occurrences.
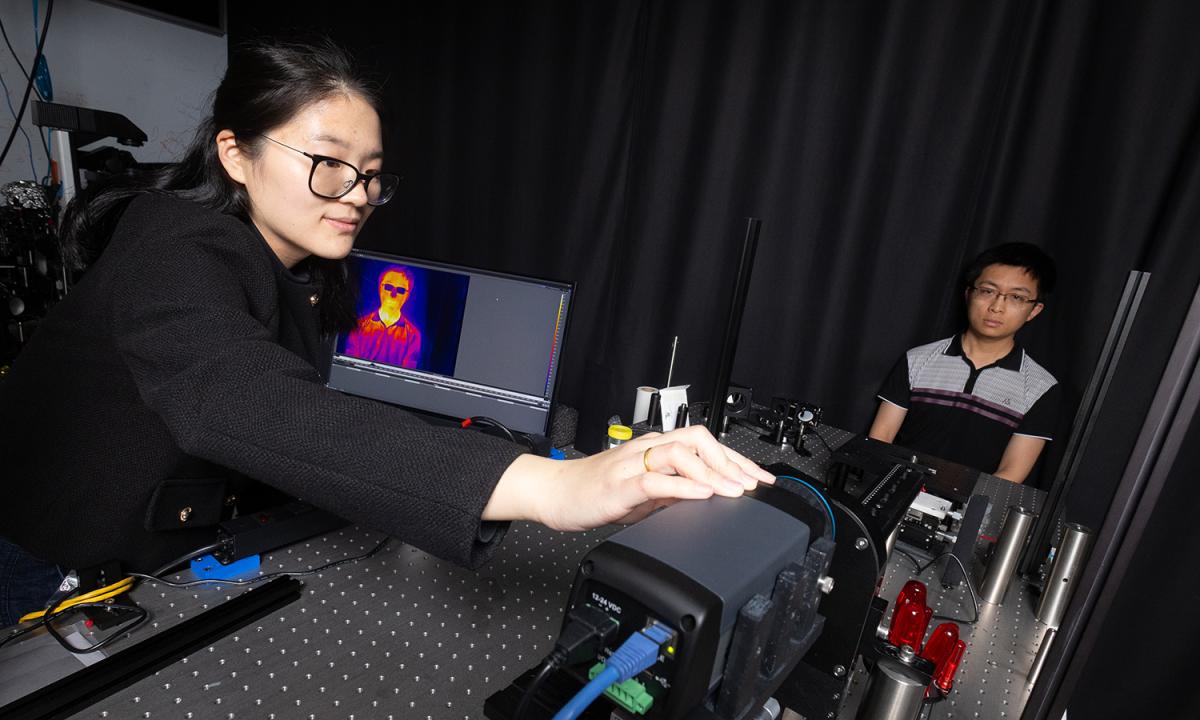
[877,335,1060,473]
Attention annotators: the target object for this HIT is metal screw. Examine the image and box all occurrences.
[855,537,868,550]
[833,665,846,677]
[817,576,835,594]
[179,507,192,523]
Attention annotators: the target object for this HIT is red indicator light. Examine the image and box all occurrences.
[888,601,932,650]
[888,580,932,650]
[921,622,966,693]
[896,580,927,611]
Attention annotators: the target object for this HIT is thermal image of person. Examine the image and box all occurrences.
[345,265,422,367]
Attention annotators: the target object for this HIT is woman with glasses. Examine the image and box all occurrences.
[0,38,772,626]
[867,242,1061,484]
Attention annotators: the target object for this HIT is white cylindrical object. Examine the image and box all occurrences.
[657,385,689,432]
[633,386,657,424]
[50,129,77,213]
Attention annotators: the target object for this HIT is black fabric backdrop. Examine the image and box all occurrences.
[230,0,1200,467]
[224,1,1200,712]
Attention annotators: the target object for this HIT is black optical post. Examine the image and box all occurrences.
[707,217,761,436]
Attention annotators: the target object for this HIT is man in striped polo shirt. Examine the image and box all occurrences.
[869,243,1060,484]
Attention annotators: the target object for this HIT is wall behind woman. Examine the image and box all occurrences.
[228,1,1200,477]
[0,0,226,188]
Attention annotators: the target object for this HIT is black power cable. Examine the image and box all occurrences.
[42,601,148,654]
[0,13,52,166]
[0,588,147,655]
[0,535,388,655]
[151,541,224,577]
[464,415,516,443]
[0,17,42,98]
[809,425,838,455]
[131,536,391,589]
[464,415,539,451]
[0,0,53,168]
[894,550,980,624]
[514,604,619,719]
[0,577,302,720]
[515,657,561,720]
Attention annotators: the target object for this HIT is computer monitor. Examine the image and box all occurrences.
[327,250,574,438]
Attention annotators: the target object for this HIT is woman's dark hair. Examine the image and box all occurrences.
[962,242,1057,300]
[59,36,385,332]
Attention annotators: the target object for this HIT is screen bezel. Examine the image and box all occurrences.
[330,249,576,438]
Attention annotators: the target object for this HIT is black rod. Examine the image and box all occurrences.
[1020,271,1149,577]
[1023,276,1200,719]
[707,217,761,436]
[1,576,303,720]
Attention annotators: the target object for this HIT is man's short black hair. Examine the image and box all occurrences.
[962,242,1056,299]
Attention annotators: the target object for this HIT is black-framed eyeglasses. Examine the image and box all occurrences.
[970,285,1039,308]
[260,135,400,206]
[382,283,407,297]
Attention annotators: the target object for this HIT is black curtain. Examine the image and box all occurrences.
[1062,385,1200,719]
[230,1,1200,468]
[226,0,1200,710]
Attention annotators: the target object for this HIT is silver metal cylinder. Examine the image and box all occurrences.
[980,506,1035,605]
[1027,627,1056,687]
[1036,523,1093,628]
[750,697,781,720]
[855,657,927,720]
[885,522,901,562]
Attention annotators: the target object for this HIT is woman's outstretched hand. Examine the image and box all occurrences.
[483,425,775,531]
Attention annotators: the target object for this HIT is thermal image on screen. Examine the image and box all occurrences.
[338,259,469,377]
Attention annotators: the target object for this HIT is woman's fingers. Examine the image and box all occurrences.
[526,425,775,531]
[635,471,717,502]
[609,497,681,526]
[642,442,746,495]
[638,426,774,490]
[573,469,712,531]
[682,425,773,485]
[725,447,776,487]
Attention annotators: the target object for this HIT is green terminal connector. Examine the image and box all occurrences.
[589,662,655,715]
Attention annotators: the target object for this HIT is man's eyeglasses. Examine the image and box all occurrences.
[382,283,408,297]
[970,285,1039,307]
[260,135,400,206]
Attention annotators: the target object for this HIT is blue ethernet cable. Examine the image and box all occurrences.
[551,623,674,720]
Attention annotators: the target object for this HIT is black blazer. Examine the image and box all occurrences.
[0,194,525,572]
